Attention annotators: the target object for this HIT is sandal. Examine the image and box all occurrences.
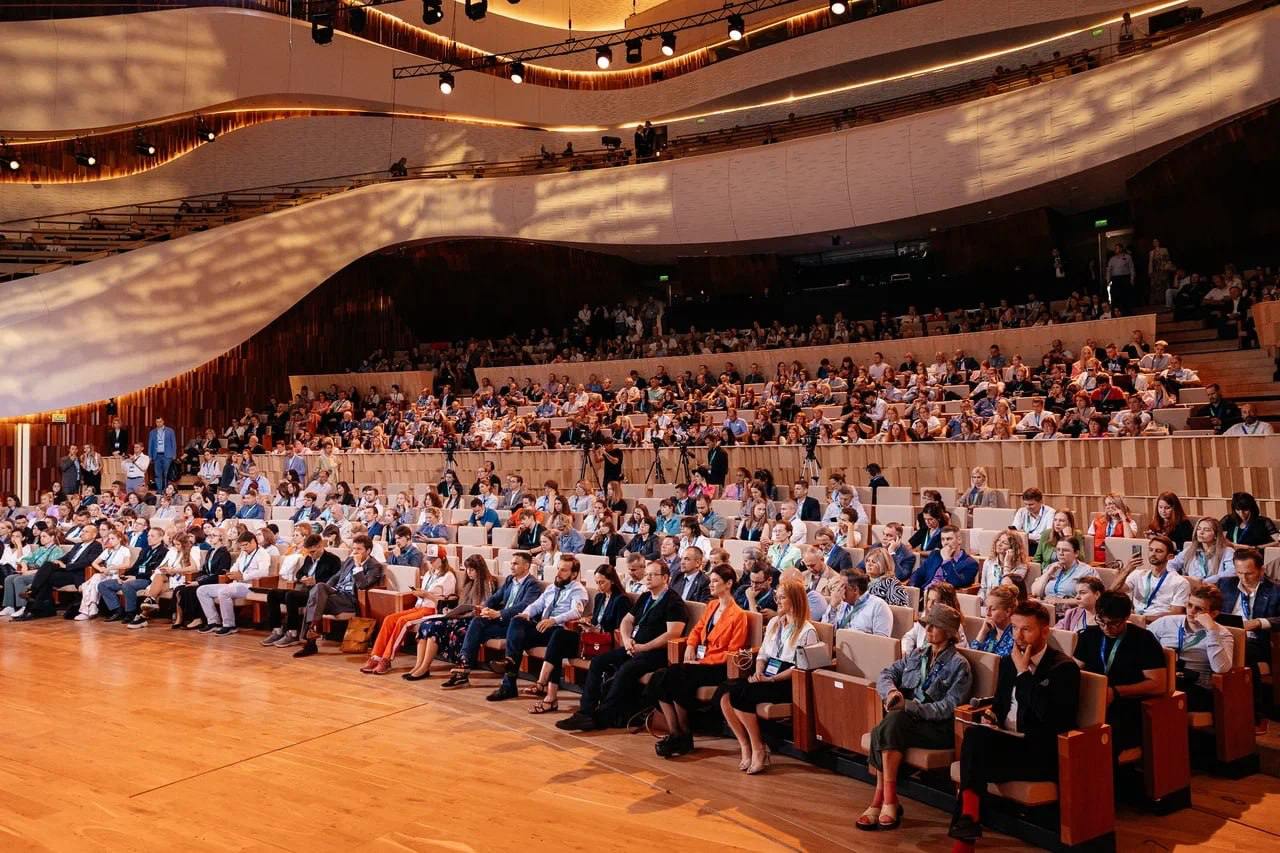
[855,807,881,832]
[529,699,559,715]
[878,802,904,830]
[520,683,548,697]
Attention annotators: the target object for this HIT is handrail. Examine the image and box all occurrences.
[1,1,1268,280]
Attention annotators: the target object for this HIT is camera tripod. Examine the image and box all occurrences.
[801,443,822,484]
[578,443,601,488]
[644,445,667,484]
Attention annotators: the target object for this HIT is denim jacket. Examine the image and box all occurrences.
[876,643,972,721]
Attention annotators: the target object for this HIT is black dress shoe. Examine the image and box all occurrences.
[948,814,982,843]
[104,611,125,623]
[292,640,318,658]
[555,714,590,731]
[483,681,514,701]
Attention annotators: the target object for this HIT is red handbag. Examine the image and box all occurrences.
[579,630,615,659]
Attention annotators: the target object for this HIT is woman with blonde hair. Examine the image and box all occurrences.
[1085,493,1139,563]
[717,579,817,774]
[977,531,1028,601]
[1168,516,1235,584]
[864,548,910,607]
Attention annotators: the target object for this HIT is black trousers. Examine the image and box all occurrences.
[1107,698,1144,751]
[580,647,668,724]
[649,662,727,710]
[716,676,793,714]
[1246,637,1271,723]
[541,627,580,681]
[175,576,218,624]
[958,726,1058,792]
[29,565,84,613]
[266,588,311,632]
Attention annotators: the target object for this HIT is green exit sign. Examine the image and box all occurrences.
[1092,27,1104,36]
[658,274,670,282]
[1094,218,1110,228]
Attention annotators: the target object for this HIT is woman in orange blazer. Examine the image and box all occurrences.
[649,564,750,758]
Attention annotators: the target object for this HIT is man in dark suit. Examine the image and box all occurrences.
[1192,384,1242,435]
[501,474,527,512]
[263,534,341,648]
[98,527,169,626]
[294,534,384,658]
[669,547,710,603]
[1218,548,1278,730]
[290,492,323,523]
[22,528,104,618]
[705,433,729,489]
[59,446,82,496]
[949,602,1081,847]
[793,480,822,522]
[815,528,854,571]
[106,417,130,456]
[440,551,543,688]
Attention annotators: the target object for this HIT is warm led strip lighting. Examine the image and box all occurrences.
[626,0,1189,127]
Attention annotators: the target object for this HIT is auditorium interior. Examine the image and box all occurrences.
[2,1,1280,850]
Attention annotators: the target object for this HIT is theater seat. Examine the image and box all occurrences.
[756,702,791,721]
[947,764,1060,806]
[859,732,954,769]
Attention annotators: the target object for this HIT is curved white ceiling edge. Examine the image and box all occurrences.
[0,5,1273,418]
[0,0,1156,133]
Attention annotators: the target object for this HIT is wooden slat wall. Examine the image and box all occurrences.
[97,437,1280,518]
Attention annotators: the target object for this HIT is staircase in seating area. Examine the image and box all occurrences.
[1155,307,1280,422]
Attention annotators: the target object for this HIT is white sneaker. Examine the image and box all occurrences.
[11,608,24,619]
[0,606,13,617]
[73,613,91,622]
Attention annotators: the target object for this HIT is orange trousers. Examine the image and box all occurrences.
[372,606,435,660]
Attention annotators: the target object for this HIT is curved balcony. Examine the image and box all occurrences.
[0,1,1274,417]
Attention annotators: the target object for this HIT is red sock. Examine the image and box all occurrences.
[952,841,975,853]
[883,777,898,805]
[962,789,981,820]
[870,787,884,808]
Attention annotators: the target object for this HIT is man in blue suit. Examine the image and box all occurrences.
[1218,547,1279,731]
[147,417,178,492]
[909,526,979,590]
[441,551,543,690]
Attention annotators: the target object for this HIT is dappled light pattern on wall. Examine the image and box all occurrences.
[0,4,1275,417]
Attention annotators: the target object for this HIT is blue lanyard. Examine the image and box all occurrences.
[1143,571,1169,609]
[1099,634,1124,673]
[838,597,869,629]
[919,649,946,694]
[1175,624,1205,654]
[1241,590,1252,619]
[923,529,938,550]
[639,591,663,622]
[1052,564,1077,596]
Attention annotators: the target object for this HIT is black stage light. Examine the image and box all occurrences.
[660,32,676,56]
[595,46,612,69]
[310,12,334,44]
[465,0,487,21]
[422,0,443,24]
[75,151,98,167]
[349,6,367,32]
[509,61,525,84]
[727,14,744,41]
[439,71,455,94]
[625,38,642,64]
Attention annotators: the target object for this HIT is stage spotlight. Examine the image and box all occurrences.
[625,38,642,64]
[465,0,487,21]
[727,14,744,40]
[135,140,157,157]
[595,46,612,69]
[422,0,443,24]
[830,0,847,13]
[439,71,455,94]
[197,119,216,142]
[509,61,525,84]
[4,155,18,172]
[660,32,676,56]
[349,6,367,32]
[75,151,97,167]
[602,135,622,149]
[310,12,334,44]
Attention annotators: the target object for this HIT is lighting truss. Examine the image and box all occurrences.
[391,0,825,79]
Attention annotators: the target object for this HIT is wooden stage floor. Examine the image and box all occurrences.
[1,621,1277,852]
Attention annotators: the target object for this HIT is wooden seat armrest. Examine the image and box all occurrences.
[1271,632,1280,706]
[1057,723,1115,846]
[255,576,282,590]
[217,574,230,583]
[667,639,686,665]
[727,646,760,679]
[954,704,983,723]
[1211,667,1257,764]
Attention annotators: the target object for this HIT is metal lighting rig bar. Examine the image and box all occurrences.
[391,0,821,79]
